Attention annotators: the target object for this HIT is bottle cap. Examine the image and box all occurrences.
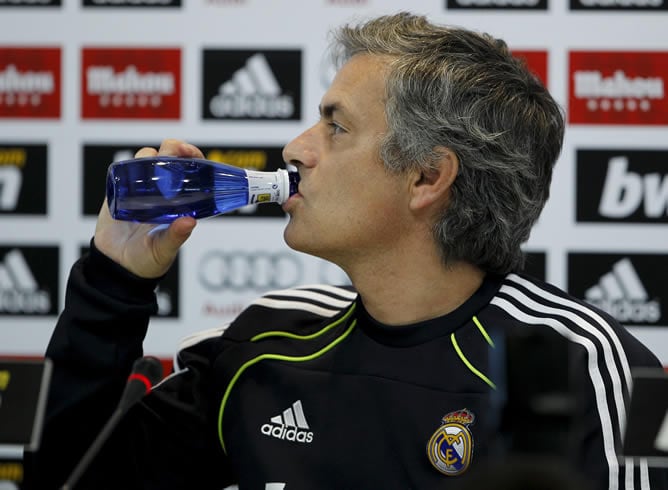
[276,168,300,203]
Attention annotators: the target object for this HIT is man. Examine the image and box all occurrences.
[25,12,667,490]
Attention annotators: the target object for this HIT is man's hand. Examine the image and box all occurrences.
[93,139,202,278]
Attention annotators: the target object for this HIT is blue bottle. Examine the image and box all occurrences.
[106,156,300,224]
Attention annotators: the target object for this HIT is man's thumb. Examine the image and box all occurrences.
[166,217,197,250]
[151,217,197,268]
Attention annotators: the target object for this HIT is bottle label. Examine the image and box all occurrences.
[245,169,286,205]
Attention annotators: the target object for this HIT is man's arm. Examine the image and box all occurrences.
[574,326,668,490]
[23,242,156,488]
[25,241,232,489]
[23,140,231,489]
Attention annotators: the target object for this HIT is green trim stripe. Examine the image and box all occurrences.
[217,305,357,454]
[472,315,495,348]
[450,332,497,390]
[250,304,357,342]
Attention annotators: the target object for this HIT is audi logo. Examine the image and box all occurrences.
[198,251,303,291]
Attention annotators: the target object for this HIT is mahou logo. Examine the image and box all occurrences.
[319,50,548,93]
[82,48,180,119]
[569,51,668,125]
[512,50,548,88]
[0,47,60,118]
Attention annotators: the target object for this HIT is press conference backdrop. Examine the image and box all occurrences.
[1,0,668,371]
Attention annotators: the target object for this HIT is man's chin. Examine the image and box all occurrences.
[283,227,324,260]
[282,224,303,253]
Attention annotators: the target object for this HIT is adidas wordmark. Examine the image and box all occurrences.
[261,400,314,444]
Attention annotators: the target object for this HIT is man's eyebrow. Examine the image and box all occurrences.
[318,102,342,119]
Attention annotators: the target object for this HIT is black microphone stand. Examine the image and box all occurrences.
[60,405,126,490]
[60,356,163,489]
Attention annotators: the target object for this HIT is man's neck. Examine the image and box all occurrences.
[345,249,485,326]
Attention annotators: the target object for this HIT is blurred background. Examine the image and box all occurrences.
[0,0,667,372]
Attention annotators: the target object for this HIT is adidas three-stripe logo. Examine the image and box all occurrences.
[221,53,281,98]
[260,400,314,444]
[210,53,294,118]
[584,257,660,323]
[585,257,646,302]
[0,249,51,314]
[270,399,309,429]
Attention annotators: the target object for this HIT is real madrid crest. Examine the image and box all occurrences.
[426,408,475,476]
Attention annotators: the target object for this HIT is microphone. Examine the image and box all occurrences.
[61,356,164,490]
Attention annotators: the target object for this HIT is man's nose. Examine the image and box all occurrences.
[282,126,317,168]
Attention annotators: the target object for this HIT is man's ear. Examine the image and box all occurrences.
[409,147,459,211]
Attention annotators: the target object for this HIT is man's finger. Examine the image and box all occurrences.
[150,217,197,265]
[135,146,158,158]
[169,217,197,245]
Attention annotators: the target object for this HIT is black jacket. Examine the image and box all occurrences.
[24,243,668,489]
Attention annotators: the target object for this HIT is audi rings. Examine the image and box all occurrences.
[198,251,303,291]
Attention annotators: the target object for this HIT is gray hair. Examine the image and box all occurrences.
[331,12,565,275]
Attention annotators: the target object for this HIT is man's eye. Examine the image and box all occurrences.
[328,122,345,135]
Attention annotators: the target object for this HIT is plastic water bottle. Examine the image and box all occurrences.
[106,156,300,224]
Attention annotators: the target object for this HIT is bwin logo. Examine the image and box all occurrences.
[599,156,668,218]
[209,54,294,119]
[585,257,660,323]
[261,400,314,444]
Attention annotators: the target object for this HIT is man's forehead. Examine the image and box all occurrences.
[319,83,353,119]
[319,56,388,118]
